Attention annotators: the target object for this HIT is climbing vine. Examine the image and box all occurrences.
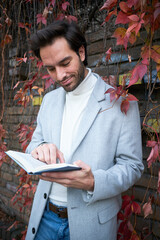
[0,0,160,239]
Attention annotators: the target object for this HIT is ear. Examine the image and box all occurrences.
[78,45,85,62]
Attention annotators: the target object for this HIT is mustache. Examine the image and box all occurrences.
[59,74,74,83]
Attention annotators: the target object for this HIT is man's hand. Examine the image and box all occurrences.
[40,160,94,191]
[31,143,64,164]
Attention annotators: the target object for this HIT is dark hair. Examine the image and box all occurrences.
[30,20,88,66]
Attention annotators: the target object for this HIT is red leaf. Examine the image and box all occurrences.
[147,141,159,167]
[36,14,42,23]
[66,15,78,23]
[119,2,131,13]
[128,64,147,87]
[121,99,130,114]
[115,11,130,24]
[117,211,125,220]
[134,22,143,35]
[143,200,153,218]
[56,13,65,21]
[132,201,141,214]
[147,140,157,148]
[124,204,132,217]
[37,60,43,69]
[24,72,38,91]
[105,87,123,102]
[26,131,33,140]
[118,221,127,234]
[18,22,25,28]
[105,47,112,61]
[102,8,117,23]
[32,185,37,194]
[42,74,51,79]
[42,74,55,89]
[128,32,137,45]
[105,88,115,94]
[5,17,12,26]
[151,46,160,64]
[112,27,129,49]
[36,13,47,25]
[142,57,149,65]
[151,50,160,64]
[127,220,134,232]
[100,0,117,11]
[109,75,117,86]
[1,34,12,47]
[127,13,144,35]
[126,94,138,101]
[62,2,70,11]
[128,14,139,22]
[130,235,139,240]
[23,184,30,188]
[127,0,139,8]
[45,78,55,89]
[152,45,160,54]
[127,0,133,7]
[16,52,27,65]
[122,195,131,208]
[106,91,116,102]
[158,169,160,193]
[48,0,55,8]
[43,7,49,19]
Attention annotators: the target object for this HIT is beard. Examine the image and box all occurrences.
[59,59,86,92]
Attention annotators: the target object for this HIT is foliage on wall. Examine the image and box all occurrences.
[0,0,160,239]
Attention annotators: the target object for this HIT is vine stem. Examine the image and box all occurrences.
[0,40,5,122]
[0,3,10,122]
[143,123,159,143]
[143,105,160,123]
[140,166,153,206]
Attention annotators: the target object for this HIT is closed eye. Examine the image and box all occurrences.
[47,67,55,72]
[61,61,70,67]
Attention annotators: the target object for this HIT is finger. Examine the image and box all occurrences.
[57,150,65,163]
[40,174,71,186]
[42,171,69,179]
[42,144,52,164]
[73,160,89,170]
[36,146,45,162]
[31,149,39,159]
[49,144,57,164]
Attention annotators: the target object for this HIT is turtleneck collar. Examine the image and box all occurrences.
[67,68,97,96]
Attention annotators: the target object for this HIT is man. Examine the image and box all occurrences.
[26,20,144,240]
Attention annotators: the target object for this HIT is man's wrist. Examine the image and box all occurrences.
[88,174,94,191]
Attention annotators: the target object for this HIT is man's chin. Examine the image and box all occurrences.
[62,83,78,92]
[63,86,75,92]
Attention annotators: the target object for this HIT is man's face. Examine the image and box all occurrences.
[40,37,88,92]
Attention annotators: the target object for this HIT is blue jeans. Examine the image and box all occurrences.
[35,202,70,240]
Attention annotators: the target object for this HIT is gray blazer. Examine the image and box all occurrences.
[26,73,144,240]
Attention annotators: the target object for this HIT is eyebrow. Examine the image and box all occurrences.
[44,56,72,68]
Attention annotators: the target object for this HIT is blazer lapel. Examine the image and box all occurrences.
[70,76,107,159]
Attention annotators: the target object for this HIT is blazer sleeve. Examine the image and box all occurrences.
[82,101,144,204]
[26,96,46,153]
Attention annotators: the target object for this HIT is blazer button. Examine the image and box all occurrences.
[32,227,35,234]
[44,193,47,199]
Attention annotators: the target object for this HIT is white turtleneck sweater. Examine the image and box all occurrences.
[49,68,97,206]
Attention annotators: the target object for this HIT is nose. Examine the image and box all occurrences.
[56,67,66,82]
